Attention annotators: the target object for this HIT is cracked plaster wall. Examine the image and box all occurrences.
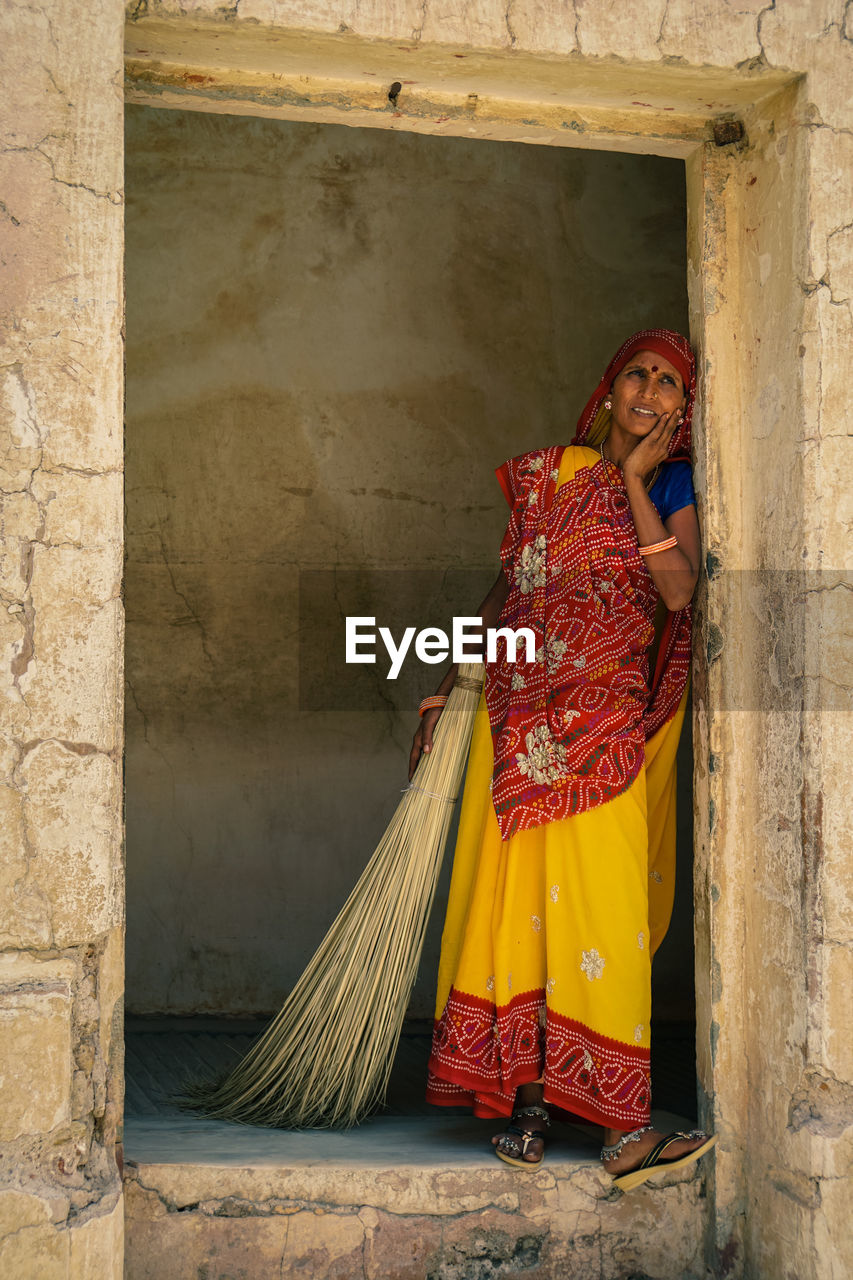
[124,103,692,1017]
[1,0,850,1276]
[1,0,125,1274]
[121,3,852,1279]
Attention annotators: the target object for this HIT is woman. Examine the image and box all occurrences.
[409,329,715,1191]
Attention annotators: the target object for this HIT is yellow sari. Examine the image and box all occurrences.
[426,447,687,1128]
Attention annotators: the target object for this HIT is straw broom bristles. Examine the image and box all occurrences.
[189,662,485,1129]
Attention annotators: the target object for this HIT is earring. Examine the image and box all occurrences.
[604,399,611,410]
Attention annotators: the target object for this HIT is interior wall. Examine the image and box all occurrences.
[124,103,691,1017]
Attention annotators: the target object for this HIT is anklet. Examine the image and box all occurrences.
[514,1105,551,1128]
[600,1125,654,1162]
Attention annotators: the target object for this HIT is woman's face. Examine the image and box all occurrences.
[609,349,687,438]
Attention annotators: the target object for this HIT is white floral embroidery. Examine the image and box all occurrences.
[562,708,581,726]
[546,977,556,995]
[549,884,560,904]
[515,723,568,786]
[634,1024,644,1043]
[583,1049,594,1072]
[527,489,538,505]
[550,468,560,482]
[527,457,544,472]
[486,975,495,992]
[535,636,568,669]
[649,870,663,884]
[530,914,541,933]
[580,948,606,981]
[637,932,645,950]
[514,534,547,594]
[573,654,586,669]
[510,668,526,691]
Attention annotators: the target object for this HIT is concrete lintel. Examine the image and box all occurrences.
[124,18,794,158]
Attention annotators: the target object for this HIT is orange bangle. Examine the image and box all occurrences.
[419,695,448,717]
[638,535,678,556]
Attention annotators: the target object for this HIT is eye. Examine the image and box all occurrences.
[661,374,675,385]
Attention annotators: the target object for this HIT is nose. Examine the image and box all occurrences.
[639,378,658,400]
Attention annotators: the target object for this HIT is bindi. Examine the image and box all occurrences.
[651,365,659,372]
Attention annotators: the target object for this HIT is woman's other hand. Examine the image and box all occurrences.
[409,706,444,780]
[407,569,507,782]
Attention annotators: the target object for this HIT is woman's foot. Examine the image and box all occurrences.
[601,1125,715,1189]
[492,1106,550,1166]
[492,1085,550,1167]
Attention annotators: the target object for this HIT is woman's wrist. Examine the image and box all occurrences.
[419,695,448,717]
[434,663,458,698]
[623,465,651,488]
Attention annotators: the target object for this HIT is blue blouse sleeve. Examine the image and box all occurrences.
[648,461,695,523]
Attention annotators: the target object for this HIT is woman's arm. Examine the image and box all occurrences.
[621,408,700,611]
[622,476,700,611]
[408,568,509,779]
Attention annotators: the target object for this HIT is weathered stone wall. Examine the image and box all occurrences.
[0,0,126,1274]
[123,102,691,1018]
[1,0,849,1276]
[120,4,853,1278]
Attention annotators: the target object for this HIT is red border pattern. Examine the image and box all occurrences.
[427,986,651,1129]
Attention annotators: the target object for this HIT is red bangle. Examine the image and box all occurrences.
[419,695,448,717]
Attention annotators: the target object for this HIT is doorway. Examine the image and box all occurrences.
[123,101,695,1116]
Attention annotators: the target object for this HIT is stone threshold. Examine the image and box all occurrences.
[123,1111,708,1279]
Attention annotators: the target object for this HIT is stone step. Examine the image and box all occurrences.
[124,1113,708,1279]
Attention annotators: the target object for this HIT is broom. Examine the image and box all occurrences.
[190,661,485,1129]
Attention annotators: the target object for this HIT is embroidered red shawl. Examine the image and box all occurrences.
[485,330,695,839]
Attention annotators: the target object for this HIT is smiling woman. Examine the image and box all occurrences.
[413,329,713,1191]
[602,347,701,612]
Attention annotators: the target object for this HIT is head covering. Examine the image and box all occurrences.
[572,329,696,462]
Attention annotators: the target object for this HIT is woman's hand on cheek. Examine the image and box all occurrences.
[623,409,682,482]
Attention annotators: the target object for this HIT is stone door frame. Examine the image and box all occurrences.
[123,20,814,1269]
